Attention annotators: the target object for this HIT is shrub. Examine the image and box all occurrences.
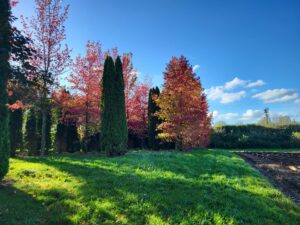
[210,125,300,149]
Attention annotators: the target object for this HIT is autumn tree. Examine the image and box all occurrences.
[67,41,103,151]
[0,0,11,180]
[52,88,80,153]
[122,53,137,117]
[21,0,71,155]
[157,56,211,150]
[127,81,150,147]
[148,87,161,150]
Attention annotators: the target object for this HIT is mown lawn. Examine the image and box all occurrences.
[0,150,299,225]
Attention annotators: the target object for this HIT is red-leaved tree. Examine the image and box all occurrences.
[21,0,71,155]
[157,56,211,150]
[127,81,150,138]
[67,41,103,145]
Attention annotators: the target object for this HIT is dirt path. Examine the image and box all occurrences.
[237,152,300,206]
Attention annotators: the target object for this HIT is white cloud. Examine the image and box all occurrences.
[221,91,246,104]
[212,110,239,121]
[224,77,265,90]
[253,89,299,103]
[206,77,265,104]
[205,86,246,104]
[224,77,247,89]
[247,79,265,87]
[240,109,264,121]
[222,113,239,120]
[193,64,200,72]
[212,110,219,118]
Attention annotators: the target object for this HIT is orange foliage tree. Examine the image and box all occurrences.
[67,45,149,138]
[67,41,103,141]
[157,56,211,150]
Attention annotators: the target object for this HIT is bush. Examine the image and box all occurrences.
[210,125,300,149]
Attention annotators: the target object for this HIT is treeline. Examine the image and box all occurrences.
[1,0,211,180]
[210,125,300,149]
[9,56,212,156]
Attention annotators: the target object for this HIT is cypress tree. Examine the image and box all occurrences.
[100,56,127,156]
[37,108,52,154]
[55,122,67,153]
[100,56,115,154]
[9,109,23,157]
[114,56,128,153]
[0,0,11,180]
[66,123,80,153]
[56,121,80,153]
[25,109,39,156]
[148,87,161,150]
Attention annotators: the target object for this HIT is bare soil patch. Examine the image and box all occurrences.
[238,152,300,205]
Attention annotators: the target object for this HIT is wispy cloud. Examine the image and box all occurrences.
[253,89,299,103]
[224,77,265,90]
[192,64,200,72]
[247,79,265,87]
[224,77,247,89]
[206,77,266,104]
[213,109,264,122]
[206,86,246,104]
[240,109,264,121]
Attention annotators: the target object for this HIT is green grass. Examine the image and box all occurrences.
[0,150,299,225]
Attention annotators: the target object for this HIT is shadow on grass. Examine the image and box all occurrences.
[0,180,51,225]
[17,151,300,225]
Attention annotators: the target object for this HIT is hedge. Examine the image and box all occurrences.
[210,125,300,149]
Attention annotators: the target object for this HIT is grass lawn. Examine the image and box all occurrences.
[0,150,299,225]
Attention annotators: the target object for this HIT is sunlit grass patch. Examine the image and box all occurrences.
[0,150,299,225]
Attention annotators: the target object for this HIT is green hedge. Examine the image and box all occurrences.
[210,125,300,149]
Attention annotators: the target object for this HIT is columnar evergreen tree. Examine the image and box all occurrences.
[55,121,80,153]
[37,108,52,153]
[0,0,10,180]
[115,56,128,153]
[148,87,161,150]
[101,56,116,154]
[25,109,39,156]
[9,109,23,157]
[100,56,127,156]
[66,123,80,153]
[55,122,67,153]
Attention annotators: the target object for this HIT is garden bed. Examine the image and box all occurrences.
[238,152,300,205]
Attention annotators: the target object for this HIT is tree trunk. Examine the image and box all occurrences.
[40,90,47,156]
[83,103,89,152]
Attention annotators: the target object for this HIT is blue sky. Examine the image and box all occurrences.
[13,0,300,123]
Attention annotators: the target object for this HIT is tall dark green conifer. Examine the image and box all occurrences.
[101,56,116,154]
[66,123,80,153]
[115,56,128,153]
[0,0,11,180]
[55,122,67,153]
[100,56,127,156]
[25,109,39,156]
[148,87,161,150]
[9,109,23,157]
[37,108,52,153]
